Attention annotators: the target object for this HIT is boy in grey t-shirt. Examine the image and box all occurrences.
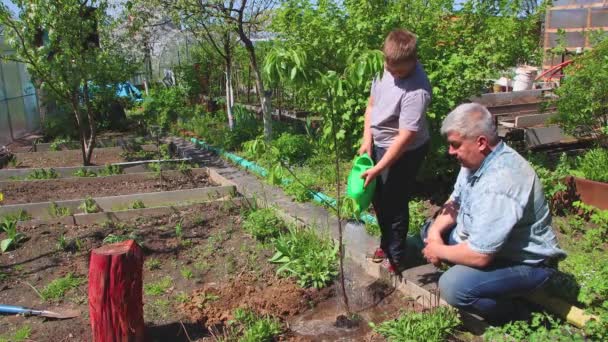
[360,29,431,274]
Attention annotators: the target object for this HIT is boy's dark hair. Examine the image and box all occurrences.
[383,29,417,66]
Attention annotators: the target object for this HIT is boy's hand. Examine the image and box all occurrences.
[358,140,372,156]
[361,166,380,187]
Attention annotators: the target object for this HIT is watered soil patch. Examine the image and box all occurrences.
[1,171,213,205]
[182,274,333,327]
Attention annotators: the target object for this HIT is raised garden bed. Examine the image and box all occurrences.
[0,202,428,342]
[0,169,214,205]
[566,176,608,210]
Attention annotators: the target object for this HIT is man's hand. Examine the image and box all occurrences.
[358,140,372,157]
[422,239,444,267]
[361,166,381,187]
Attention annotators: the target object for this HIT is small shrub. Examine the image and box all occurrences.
[372,306,460,342]
[242,208,284,242]
[269,226,338,288]
[40,273,84,301]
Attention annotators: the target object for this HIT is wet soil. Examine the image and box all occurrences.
[1,172,213,205]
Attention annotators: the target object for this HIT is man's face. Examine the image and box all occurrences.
[446,132,487,170]
[385,60,416,79]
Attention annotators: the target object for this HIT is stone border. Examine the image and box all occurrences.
[15,197,250,228]
[0,167,237,221]
[0,158,193,180]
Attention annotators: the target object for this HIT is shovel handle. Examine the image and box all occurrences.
[0,304,39,316]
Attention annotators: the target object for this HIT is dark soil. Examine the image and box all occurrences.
[1,172,213,204]
[0,202,283,342]
[8,147,127,169]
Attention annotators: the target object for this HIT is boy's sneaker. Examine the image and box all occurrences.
[371,248,386,263]
[381,258,403,276]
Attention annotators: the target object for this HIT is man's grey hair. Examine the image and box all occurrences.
[440,103,499,144]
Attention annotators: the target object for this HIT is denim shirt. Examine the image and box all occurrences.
[449,142,566,264]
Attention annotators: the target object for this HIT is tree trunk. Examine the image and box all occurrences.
[82,84,97,166]
[226,63,235,130]
[89,240,144,342]
[238,31,272,140]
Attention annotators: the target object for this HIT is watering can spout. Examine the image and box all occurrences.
[346,153,377,213]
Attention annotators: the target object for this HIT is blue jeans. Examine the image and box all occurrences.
[420,222,556,325]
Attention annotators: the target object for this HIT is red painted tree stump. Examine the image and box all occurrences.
[89,240,144,342]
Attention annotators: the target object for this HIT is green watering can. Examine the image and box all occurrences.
[346,153,377,213]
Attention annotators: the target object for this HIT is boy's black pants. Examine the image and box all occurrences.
[372,143,428,268]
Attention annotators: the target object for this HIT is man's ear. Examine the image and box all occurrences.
[477,135,489,151]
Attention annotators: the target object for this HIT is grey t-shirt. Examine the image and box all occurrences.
[370,63,432,150]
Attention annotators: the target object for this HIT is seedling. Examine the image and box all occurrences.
[130,199,146,209]
[175,220,183,240]
[1,218,25,252]
[146,258,161,270]
[73,167,97,177]
[48,202,71,217]
[6,155,22,168]
[103,233,141,245]
[180,267,193,280]
[144,276,172,296]
[174,291,189,303]
[56,234,83,253]
[26,168,59,180]
[40,273,84,301]
[1,210,31,222]
[98,164,122,176]
[79,196,100,214]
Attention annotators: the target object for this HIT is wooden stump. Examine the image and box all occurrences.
[89,240,144,342]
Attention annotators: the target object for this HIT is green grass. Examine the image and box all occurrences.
[242,208,284,242]
[372,306,460,342]
[144,276,173,296]
[180,267,193,280]
[40,273,84,301]
[146,258,162,270]
[0,325,31,342]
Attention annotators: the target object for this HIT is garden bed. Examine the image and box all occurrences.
[0,202,430,342]
[0,169,213,205]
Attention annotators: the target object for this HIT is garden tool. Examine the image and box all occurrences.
[0,304,80,319]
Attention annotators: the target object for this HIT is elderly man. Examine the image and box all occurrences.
[421,103,566,325]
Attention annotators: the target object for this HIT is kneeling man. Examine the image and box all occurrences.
[422,103,566,325]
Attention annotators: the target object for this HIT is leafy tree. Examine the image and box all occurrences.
[151,0,276,140]
[554,37,608,145]
[0,0,136,165]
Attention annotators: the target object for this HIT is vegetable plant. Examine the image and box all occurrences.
[242,208,284,242]
[1,218,25,253]
[372,306,460,342]
[269,226,338,288]
[26,168,59,180]
[98,164,122,176]
[130,199,146,209]
[79,196,100,214]
[48,202,72,217]
[73,167,97,177]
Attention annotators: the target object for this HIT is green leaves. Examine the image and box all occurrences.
[1,218,25,253]
[372,306,461,342]
[269,226,339,289]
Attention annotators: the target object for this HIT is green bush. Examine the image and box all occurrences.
[554,37,608,141]
[272,132,313,165]
[574,148,608,183]
[136,87,188,129]
[372,306,460,342]
[269,226,338,288]
[242,208,284,242]
[42,113,78,140]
